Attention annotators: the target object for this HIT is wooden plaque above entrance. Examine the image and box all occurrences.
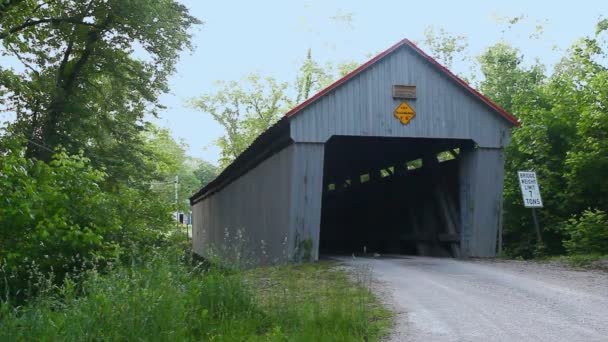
[392,85,416,99]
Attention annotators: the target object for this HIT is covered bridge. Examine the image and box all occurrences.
[190,39,519,265]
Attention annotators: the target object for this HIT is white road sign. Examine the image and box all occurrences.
[518,171,543,208]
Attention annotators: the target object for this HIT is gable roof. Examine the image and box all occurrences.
[285,38,520,126]
[190,38,518,204]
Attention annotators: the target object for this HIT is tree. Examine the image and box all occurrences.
[192,50,358,169]
[558,29,608,215]
[292,48,332,104]
[291,49,359,106]
[421,25,608,257]
[0,2,202,300]
[422,26,469,70]
[477,43,547,114]
[476,42,571,256]
[0,0,200,175]
[194,160,218,188]
[190,74,289,168]
[176,161,203,212]
[142,125,218,212]
[476,21,608,257]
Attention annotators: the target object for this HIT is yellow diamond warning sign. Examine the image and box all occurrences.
[393,101,416,125]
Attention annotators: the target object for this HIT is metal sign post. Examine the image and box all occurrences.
[531,207,542,244]
[517,171,544,244]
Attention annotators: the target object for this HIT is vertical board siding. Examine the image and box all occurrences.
[192,43,513,262]
[287,143,325,261]
[290,46,511,148]
[192,145,294,265]
[459,147,506,257]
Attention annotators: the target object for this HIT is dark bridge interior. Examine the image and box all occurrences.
[319,136,473,257]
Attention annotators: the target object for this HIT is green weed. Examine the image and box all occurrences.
[0,240,391,341]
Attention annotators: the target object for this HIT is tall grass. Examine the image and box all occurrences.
[0,237,391,341]
[247,262,391,341]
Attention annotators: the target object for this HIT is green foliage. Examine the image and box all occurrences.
[294,48,329,104]
[297,238,314,262]
[422,26,469,69]
[142,125,186,178]
[561,254,606,268]
[0,140,116,299]
[0,0,204,302]
[190,74,289,168]
[176,161,206,208]
[559,36,608,214]
[194,160,219,188]
[248,262,392,341]
[0,0,200,176]
[562,209,608,255]
[291,49,358,107]
[0,136,175,301]
[477,42,565,257]
[477,42,547,114]
[192,51,358,170]
[0,244,257,341]
[476,22,608,258]
[141,125,216,211]
[419,21,608,259]
[0,242,391,341]
[546,253,607,268]
[596,18,608,35]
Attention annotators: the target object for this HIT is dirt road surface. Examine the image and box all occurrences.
[338,256,608,342]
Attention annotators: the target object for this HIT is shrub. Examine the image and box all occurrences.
[0,242,391,341]
[0,245,260,341]
[563,254,604,267]
[562,209,608,255]
[0,139,173,302]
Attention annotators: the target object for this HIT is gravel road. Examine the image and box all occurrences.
[338,256,608,342]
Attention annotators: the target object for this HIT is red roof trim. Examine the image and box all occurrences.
[404,39,520,126]
[285,39,408,118]
[285,38,520,126]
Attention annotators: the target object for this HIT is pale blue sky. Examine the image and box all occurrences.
[2,1,606,164]
[159,0,607,164]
